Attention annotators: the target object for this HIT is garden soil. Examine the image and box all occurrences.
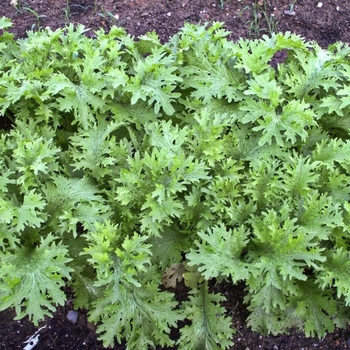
[1,0,350,349]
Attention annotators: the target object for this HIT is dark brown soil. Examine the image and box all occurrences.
[1,0,350,349]
[1,0,350,47]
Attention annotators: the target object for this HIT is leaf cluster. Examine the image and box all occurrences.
[1,17,350,348]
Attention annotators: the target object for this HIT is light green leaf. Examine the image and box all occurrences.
[13,190,46,231]
[0,17,12,30]
[178,283,234,350]
[0,234,72,325]
[317,248,350,306]
[187,224,250,282]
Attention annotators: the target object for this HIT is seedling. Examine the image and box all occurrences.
[98,6,123,26]
[219,0,226,10]
[240,0,278,37]
[10,0,46,29]
[289,0,298,12]
[63,0,94,24]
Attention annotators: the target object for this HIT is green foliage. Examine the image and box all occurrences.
[177,282,234,350]
[0,234,72,325]
[1,17,350,348]
[84,223,183,348]
[187,224,250,282]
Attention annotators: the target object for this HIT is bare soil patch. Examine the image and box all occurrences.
[1,0,350,47]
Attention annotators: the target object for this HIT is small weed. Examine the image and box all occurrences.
[219,0,226,10]
[240,0,278,37]
[98,7,120,26]
[63,0,71,23]
[289,0,298,12]
[92,4,125,28]
[63,0,94,25]
[10,0,46,29]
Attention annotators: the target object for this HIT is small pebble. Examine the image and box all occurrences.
[317,2,323,8]
[284,9,296,16]
[66,310,79,324]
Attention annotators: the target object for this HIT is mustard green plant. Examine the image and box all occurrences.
[2,18,350,349]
